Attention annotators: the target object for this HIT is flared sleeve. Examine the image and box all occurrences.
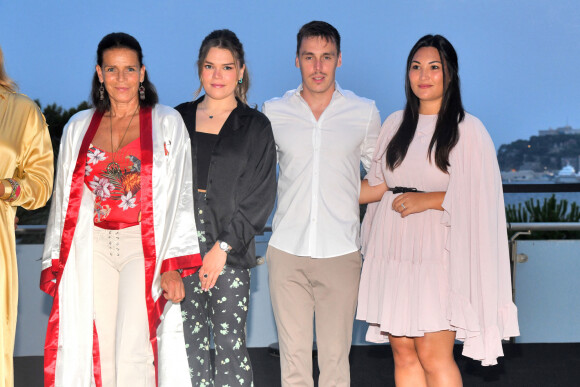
[441,114,519,365]
[153,106,202,277]
[40,110,93,296]
[1,94,53,208]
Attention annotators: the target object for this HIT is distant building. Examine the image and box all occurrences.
[539,125,580,136]
[561,157,579,171]
[501,170,539,182]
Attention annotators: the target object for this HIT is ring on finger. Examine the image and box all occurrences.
[203,273,208,278]
[401,203,406,209]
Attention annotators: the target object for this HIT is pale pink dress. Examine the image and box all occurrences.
[357,111,519,366]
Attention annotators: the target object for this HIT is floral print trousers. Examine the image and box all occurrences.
[182,266,253,387]
[181,191,254,386]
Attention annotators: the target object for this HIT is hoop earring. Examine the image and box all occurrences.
[99,83,105,101]
[139,82,146,101]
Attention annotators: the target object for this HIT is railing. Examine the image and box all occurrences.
[507,222,580,310]
[15,184,580,295]
[15,225,46,234]
[503,182,580,305]
[502,183,580,193]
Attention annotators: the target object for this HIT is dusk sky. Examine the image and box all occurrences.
[1,0,578,149]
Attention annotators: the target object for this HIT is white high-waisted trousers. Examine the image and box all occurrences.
[93,225,155,387]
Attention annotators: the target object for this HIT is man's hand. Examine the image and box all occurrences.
[160,270,185,303]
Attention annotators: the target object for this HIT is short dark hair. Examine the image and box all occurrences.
[386,34,464,173]
[296,21,341,56]
[90,32,158,112]
[195,29,250,104]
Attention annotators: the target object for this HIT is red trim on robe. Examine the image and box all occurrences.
[43,111,104,387]
[138,107,163,386]
[160,254,202,275]
[39,258,60,296]
[92,323,102,387]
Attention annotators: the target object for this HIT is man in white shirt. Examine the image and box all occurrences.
[262,21,381,387]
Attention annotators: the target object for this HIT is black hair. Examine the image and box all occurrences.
[195,29,249,104]
[296,21,341,56]
[90,32,158,112]
[386,34,464,173]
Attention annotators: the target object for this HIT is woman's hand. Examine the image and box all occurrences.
[160,270,185,303]
[198,242,227,291]
[392,191,445,218]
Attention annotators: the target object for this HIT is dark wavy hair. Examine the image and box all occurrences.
[296,21,341,55]
[195,29,249,104]
[90,32,158,112]
[386,34,464,173]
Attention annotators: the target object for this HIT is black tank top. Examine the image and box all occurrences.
[196,132,219,190]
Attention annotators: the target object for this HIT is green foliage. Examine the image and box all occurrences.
[36,100,91,159]
[505,194,580,239]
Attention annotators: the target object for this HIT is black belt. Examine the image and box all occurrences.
[388,186,424,194]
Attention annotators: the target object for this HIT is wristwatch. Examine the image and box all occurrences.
[217,240,232,254]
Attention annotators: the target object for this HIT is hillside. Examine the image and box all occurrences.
[497,134,580,172]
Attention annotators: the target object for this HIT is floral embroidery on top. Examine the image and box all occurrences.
[84,139,142,225]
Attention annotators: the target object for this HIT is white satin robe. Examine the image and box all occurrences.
[40,104,201,387]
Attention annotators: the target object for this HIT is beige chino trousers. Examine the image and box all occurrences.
[267,246,361,387]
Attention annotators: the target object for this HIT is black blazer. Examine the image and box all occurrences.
[175,97,277,269]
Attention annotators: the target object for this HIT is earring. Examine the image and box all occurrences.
[99,83,105,101]
[238,78,243,84]
[139,82,146,101]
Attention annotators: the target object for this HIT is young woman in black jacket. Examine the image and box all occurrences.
[175,29,277,386]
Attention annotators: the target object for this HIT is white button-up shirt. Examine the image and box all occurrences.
[263,83,381,258]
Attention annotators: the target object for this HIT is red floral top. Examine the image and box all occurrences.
[84,138,142,228]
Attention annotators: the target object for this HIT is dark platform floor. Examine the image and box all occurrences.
[15,343,580,386]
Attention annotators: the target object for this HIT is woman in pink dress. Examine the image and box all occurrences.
[357,35,519,386]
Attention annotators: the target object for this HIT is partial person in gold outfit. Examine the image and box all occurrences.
[0,46,54,387]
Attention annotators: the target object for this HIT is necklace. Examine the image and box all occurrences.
[199,100,236,120]
[106,106,139,173]
[200,104,215,119]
